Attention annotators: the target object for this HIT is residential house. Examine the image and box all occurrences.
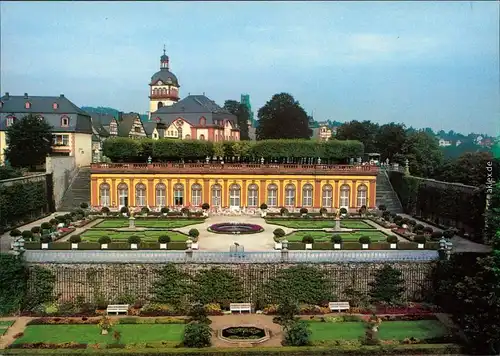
[117,112,148,139]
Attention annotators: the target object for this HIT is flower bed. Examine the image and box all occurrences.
[208,222,264,234]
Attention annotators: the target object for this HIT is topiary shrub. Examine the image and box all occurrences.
[128,235,141,244]
[301,235,314,244]
[201,203,210,210]
[189,229,199,238]
[80,202,89,209]
[443,229,455,239]
[183,322,212,348]
[40,235,51,243]
[188,303,210,324]
[40,222,51,230]
[299,207,308,215]
[101,207,110,214]
[387,235,398,244]
[369,265,405,305]
[260,203,268,210]
[331,234,342,244]
[31,226,41,234]
[280,207,289,216]
[141,207,150,214]
[283,321,311,346]
[158,235,171,243]
[120,206,128,214]
[422,226,433,235]
[9,229,21,237]
[414,223,424,232]
[359,236,371,245]
[98,236,111,245]
[408,220,417,226]
[273,228,286,238]
[69,235,82,243]
[160,207,169,214]
[339,208,347,215]
[21,230,33,240]
[319,207,327,215]
[414,235,427,244]
[378,204,387,211]
[431,231,443,240]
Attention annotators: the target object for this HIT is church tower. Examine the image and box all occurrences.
[149,47,180,115]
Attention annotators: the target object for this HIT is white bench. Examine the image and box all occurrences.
[328,301,350,312]
[274,242,282,250]
[191,243,199,250]
[106,304,129,315]
[229,303,252,314]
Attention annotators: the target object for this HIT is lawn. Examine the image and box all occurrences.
[0,320,14,336]
[94,219,204,229]
[81,230,189,242]
[286,230,388,242]
[307,320,448,341]
[267,219,375,229]
[14,324,185,344]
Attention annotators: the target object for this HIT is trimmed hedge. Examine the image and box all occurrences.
[287,241,439,250]
[24,241,187,250]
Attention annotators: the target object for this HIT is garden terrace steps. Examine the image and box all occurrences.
[58,167,91,211]
[376,169,404,213]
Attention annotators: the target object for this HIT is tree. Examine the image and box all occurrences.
[434,152,499,187]
[401,130,443,177]
[150,264,190,309]
[485,183,500,245]
[5,114,53,168]
[223,100,250,140]
[256,93,311,140]
[193,268,245,308]
[374,123,406,161]
[183,322,212,348]
[368,266,405,305]
[336,120,379,153]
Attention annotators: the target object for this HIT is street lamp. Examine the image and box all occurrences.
[147,156,152,164]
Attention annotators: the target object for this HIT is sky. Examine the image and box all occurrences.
[1,1,499,135]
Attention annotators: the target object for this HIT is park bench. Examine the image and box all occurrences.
[229,303,252,314]
[191,242,199,250]
[274,242,282,250]
[328,301,350,312]
[106,304,129,315]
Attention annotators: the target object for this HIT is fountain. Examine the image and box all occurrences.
[218,325,270,346]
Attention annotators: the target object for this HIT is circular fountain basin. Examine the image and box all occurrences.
[218,324,270,345]
[208,223,264,234]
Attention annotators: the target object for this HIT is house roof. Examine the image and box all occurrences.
[89,112,113,137]
[117,113,144,137]
[142,121,158,136]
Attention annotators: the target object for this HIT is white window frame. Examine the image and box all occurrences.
[247,184,258,207]
[118,184,128,208]
[267,184,278,207]
[191,184,202,206]
[156,184,166,207]
[229,184,241,208]
[302,184,313,207]
[99,184,110,207]
[211,184,222,207]
[322,185,333,208]
[174,184,184,206]
[285,184,295,207]
[357,185,367,207]
[340,185,350,209]
[135,184,147,207]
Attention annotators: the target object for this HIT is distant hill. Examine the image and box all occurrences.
[82,106,148,122]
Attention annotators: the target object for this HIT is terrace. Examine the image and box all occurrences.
[90,162,379,176]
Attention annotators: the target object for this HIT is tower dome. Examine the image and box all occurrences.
[149,47,180,115]
[150,47,179,87]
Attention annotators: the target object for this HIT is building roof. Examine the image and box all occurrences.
[142,121,158,136]
[150,69,179,87]
[88,112,114,138]
[117,112,144,137]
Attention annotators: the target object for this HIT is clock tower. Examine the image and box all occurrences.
[149,47,180,115]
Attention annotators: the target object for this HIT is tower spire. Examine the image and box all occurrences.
[163,44,166,56]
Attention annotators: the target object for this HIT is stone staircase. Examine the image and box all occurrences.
[58,166,91,211]
[375,168,403,213]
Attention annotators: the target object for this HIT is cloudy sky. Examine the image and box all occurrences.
[1,1,498,134]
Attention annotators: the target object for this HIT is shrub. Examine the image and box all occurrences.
[183,322,212,348]
[80,202,88,209]
[386,235,398,244]
[21,230,33,240]
[443,229,455,239]
[141,207,150,214]
[181,207,190,215]
[280,207,289,215]
[414,235,427,244]
[369,266,405,305]
[359,236,371,244]
[319,207,327,215]
[10,229,21,237]
[301,235,314,244]
[331,234,342,244]
[393,215,403,223]
[160,207,169,214]
[260,203,268,210]
[423,226,433,234]
[408,219,417,226]
[339,208,347,214]
[201,203,210,210]
[120,206,128,214]
[98,236,111,245]
[128,235,141,244]
[69,235,81,243]
[382,211,391,220]
[188,229,199,238]
[188,303,210,323]
[378,204,387,211]
[40,235,51,243]
[414,223,424,232]
[299,207,308,214]
[158,235,171,243]
[101,207,110,214]
[273,228,286,238]
[31,226,41,234]
[283,321,311,346]
[431,231,443,240]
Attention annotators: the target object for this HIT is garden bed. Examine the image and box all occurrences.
[285,230,389,242]
[93,219,205,229]
[266,219,375,229]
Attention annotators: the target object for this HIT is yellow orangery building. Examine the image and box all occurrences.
[90,162,378,212]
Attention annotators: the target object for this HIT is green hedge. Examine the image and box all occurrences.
[287,241,438,250]
[24,241,188,250]
[103,138,364,163]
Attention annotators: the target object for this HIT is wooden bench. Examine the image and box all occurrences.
[328,301,350,312]
[106,304,129,315]
[229,303,252,314]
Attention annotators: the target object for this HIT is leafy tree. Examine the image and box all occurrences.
[276,296,300,325]
[183,322,212,348]
[374,123,406,161]
[0,254,27,315]
[193,268,245,308]
[5,114,53,168]
[336,120,379,153]
[434,152,499,187]
[401,130,443,177]
[368,266,405,305]
[256,93,311,140]
[283,321,311,346]
[485,183,500,245]
[0,166,21,180]
[21,266,55,311]
[103,137,141,162]
[150,264,190,308]
[223,100,251,141]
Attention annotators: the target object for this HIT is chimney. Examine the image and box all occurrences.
[24,93,28,99]
[4,92,9,100]
[60,94,64,98]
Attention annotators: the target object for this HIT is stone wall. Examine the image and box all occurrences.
[28,262,436,304]
[45,156,77,209]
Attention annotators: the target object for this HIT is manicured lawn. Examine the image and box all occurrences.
[14,324,185,344]
[0,320,14,336]
[267,219,374,229]
[287,230,388,242]
[81,230,189,242]
[307,320,448,341]
[94,219,204,229]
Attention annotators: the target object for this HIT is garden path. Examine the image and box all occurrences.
[398,214,491,253]
[0,317,31,349]
[209,314,283,347]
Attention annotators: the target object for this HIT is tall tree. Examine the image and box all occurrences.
[401,130,443,177]
[374,123,407,161]
[335,120,379,153]
[223,100,250,140]
[256,93,311,140]
[5,114,53,168]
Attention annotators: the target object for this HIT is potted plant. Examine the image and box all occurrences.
[9,229,21,238]
[319,207,328,218]
[299,207,308,217]
[160,207,169,216]
[98,315,113,335]
[158,235,170,249]
[101,207,110,216]
[120,206,128,217]
[331,234,342,249]
[280,207,289,216]
[31,226,41,236]
[188,228,199,242]
[201,203,210,211]
[181,207,190,217]
[80,202,89,209]
[141,207,150,216]
[422,226,433,237]
[359,205,367,217]
[302,235,314,250]
[40,235,51,249]
[98,235,111,249]
[70,235,81,249]
[413,235,426,249]
[128,235,141,249]
[260,203,268,217]
[339,208,348,217]
[387,235,398,249]
[378,204,387,212]
[359,236,371,249]
[273,228,286,241]
[21,230,33,242]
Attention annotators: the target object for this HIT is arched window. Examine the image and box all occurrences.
[185,134,191,139]
[211,184,221,207]
[229,184,241,207]
[322,184,333,208]
[199,134,205,140]
[173,183,184,206]
[357,185,368,207]
[340,184,350,209]
[157,102,163,110]
[99,183,110,207]
[285,184,295,207]
[156,183,166,207]
[60,116,69,127]
[199,117,206,126]
[247,184,258,207]
[162,88,167,95]
[267,184,278,207]
[135,183,146,206]
[191,183,202,206]
[302,184,313,207]
[117,183,128,208]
